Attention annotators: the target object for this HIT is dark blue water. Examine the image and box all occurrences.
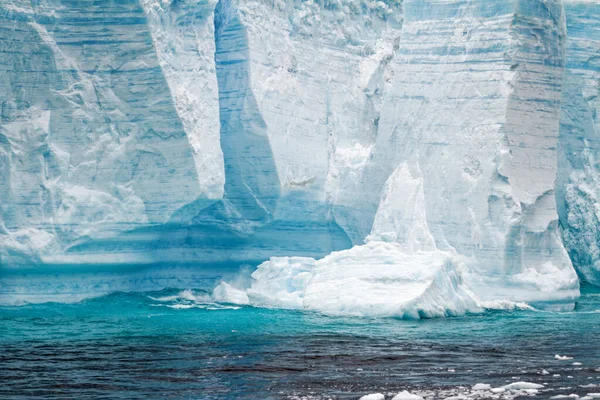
[1,285,599,399]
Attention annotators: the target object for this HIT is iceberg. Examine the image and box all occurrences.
[0,0,595,311]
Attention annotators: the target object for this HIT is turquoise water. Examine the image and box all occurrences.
[1,285,599,399]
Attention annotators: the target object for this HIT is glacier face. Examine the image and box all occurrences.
[0,0,203,265]
[558,0,600,286]
[0,0,597,310]
[363,0,582,309]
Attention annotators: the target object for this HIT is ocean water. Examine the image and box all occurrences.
[1,284,599,399]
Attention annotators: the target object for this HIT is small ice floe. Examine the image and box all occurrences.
[556,355,574,360]
[502,382,544,390]
[581,384,599,388]
[472,383,491,391]
[391,391,424,400]
[555,374,562,377]
[447,369,456,373]
[569,376,574,379]
[542,370,551,375]
[490,388,506,394]
[550,395,579,399]
[359,393,385,400]
[574,362,583,366]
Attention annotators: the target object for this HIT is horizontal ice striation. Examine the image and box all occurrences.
[0,0,202,266]
[557,0,600,286]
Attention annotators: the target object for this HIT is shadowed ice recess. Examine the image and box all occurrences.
[0,0,599,317]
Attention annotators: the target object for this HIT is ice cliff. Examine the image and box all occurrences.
[0,0,597,313]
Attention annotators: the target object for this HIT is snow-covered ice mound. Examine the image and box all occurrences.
[214,241,482,319]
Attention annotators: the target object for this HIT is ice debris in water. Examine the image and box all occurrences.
[502,382,544,390]
[359,394,385,400]
[391,391,424,400]
[347,380,600,400]
[556,355,575,360]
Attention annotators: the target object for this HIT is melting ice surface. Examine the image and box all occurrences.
[2,284,600,399]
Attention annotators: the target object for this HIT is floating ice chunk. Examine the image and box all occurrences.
[551,395,579,399]
[217,241,482,318]
[542,370,551,375]
[392,391,424,400]
[472,383,492,391]
[556,355,574,360]
[303,243,481,318]
[573,362,583,366]
[502,382,544,390]
[490,388,506,393]
[360,394,385,400]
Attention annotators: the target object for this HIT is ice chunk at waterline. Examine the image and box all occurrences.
[213,241,481,318]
